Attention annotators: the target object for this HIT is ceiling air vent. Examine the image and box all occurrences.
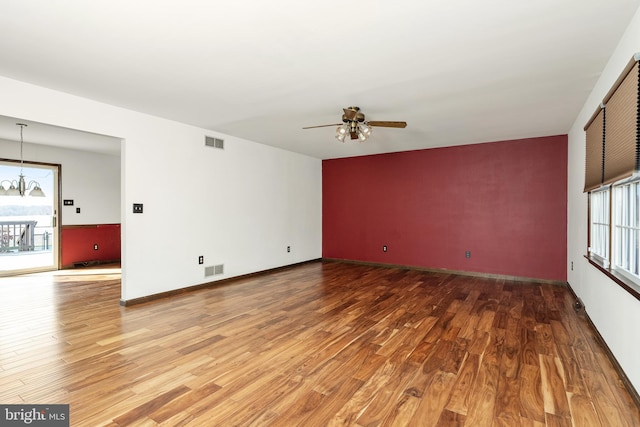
[205,264,224,278]
[205,136,224,150]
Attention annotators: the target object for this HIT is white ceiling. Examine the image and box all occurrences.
[0,115,121,156]
[0,0,638,159]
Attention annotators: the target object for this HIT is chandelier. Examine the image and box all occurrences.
[0,123,45,197]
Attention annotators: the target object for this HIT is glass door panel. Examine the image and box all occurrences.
[0,161,58,275]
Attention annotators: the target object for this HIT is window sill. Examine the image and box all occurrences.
[585,255,640,302]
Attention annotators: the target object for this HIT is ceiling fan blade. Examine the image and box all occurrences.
[302,123,342,129]
[367,121,407,128]
[343,108,359,121]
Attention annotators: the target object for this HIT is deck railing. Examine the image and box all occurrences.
[0,220,37,252]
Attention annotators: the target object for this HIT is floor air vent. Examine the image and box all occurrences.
[205,136,224,149]
[205,264,224,277]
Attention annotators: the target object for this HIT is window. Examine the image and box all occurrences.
[590,187,610,264]
[584,55,639,298]
[588,178,640,290]
[613,179,640,281]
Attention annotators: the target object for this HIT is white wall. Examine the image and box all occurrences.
[0,77,322,301]
[0,139,120,225]
[567,7,640,391]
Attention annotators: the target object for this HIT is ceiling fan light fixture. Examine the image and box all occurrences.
[304,107,406,143]
[335,124,349,142]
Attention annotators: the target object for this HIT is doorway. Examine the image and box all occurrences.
[0,161,59,275]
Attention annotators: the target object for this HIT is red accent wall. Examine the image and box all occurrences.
[323,135,568,281]
[61,224,121,267]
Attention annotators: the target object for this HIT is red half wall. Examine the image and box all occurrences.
[322,135,568,281]
[61,224,121,267]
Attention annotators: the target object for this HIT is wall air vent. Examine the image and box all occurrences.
[205,264,224,277]
[205,136,224,149]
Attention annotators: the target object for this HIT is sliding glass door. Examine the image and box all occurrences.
[0,161,59,275]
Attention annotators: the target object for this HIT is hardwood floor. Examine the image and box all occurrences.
[1,261,639,426]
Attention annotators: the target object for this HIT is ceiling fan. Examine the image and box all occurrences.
[303,106,407,142]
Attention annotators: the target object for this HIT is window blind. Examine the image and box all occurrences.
[584,107,605,192]
[584,54,640,192]
[602,60,639,185]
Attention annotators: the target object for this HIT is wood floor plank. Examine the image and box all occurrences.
[582,367,633,427]
[1,261,638,426]
[112,385,191,426]
[521,325,540,367]
[148,379,222,424]
[445,352,480,416]
[303,377,364,427]
[385,395,422,427]
[463,355,500,426]
[555,343,587,396]
[353,359,419,426]
[408,370,457,427]
[268,389,326,426]
[567,392,601,426]
[520,363,546,424]
[327,358,400,425]
[539,354,571,417]
[435,408,466,426]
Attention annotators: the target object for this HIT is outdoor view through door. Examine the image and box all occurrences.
[0,161,58,274]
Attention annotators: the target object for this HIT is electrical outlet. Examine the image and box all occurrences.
[198,256,204,265]
[571,261,574,271]
[76,207,81,214]
[465,250,471,258]
[287,246,290,253]
[383,245,387,252]
[94,244,98,250]
[133,203,143,214]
